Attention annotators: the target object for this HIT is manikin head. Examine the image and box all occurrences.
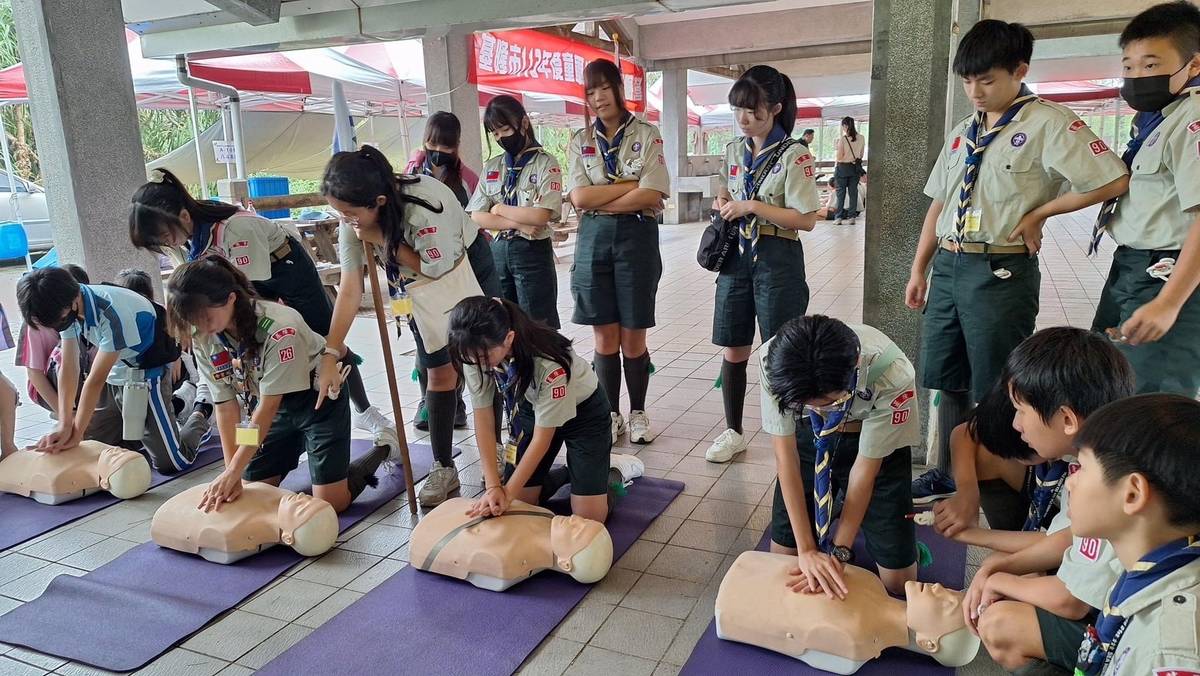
[96,447,152,500]
[277,492,339,557]
[904,581,981,667]
[549,515,613,584]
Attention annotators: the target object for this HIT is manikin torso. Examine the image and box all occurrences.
[715,551,980,674]
[151,482,338,564]
[0,441,152,505]
[410,497,613,592]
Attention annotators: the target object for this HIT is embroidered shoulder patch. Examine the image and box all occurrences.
[891,410,910,426]
[890,390,915,409]
[544,367,566,383]
[1077,537,1102,562]
[416,226,438,238]
[278,345,295,363]
[1090,139,1109,156]
[1068,120,1086,133]
[270,327,296,342]
[257,317,275,333]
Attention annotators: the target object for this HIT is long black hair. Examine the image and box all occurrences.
[423,111,466,202]
[166,256,263,364]
[447,297,573,403]
[129,169,240,254]
[320,145,443,269]
[483,94,537,156]
[728,65,798,136]
[841,117,859,142]
[965,381,1036,462]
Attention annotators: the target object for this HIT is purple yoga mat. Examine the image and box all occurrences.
[258,476,686,676]
[0,433,225,551]
[0,440,452,672]
[680,526,969,675]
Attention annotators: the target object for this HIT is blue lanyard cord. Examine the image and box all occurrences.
[594,113,633,183]
[493,361,520,434]
[1022,460,1069,532]
[216,331,258,419]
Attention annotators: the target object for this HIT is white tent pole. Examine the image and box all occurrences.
[397,80,411,160]
[221,106,233,181]
[0,103,30,270]
[186,87,209,199]
[177,55,246,180]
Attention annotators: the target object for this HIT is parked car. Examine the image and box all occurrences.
[0,170,51,252]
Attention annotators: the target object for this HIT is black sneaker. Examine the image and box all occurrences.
[911,468,956,505]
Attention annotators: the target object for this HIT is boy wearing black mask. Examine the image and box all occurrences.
[1091,1,1200,397]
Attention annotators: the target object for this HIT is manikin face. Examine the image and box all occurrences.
[733,103,779,139]
[961,64,1029,113]
[191,292,237,337]
[1122,36,1200,87]
[905,580,966,647]
[1009,389,1076,461]
[1064,447,1123,540]
[277,492,328,536]
[586,81,621,120]
[550,514,604,557]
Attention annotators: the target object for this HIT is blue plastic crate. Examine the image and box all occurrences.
[0,221,29,261]
[248,176,290,219]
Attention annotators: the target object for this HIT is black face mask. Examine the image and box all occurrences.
[1120,61,1193,112]
[498,133,526,157]
[427,150,454,168]
[50,307,78,333]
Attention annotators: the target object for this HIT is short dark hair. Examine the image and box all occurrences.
[61,264,90,285]
[1120,1,1200,62]
[802,128,815,136]
[1004,327,1135,424]
[16,267,81,329]
[765,315,859,414]
[115,268,155,302]
[968,380,1036,461]
[953,19,1035,77]
[1076,394,1200,528]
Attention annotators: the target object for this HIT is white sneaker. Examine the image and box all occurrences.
[835,218,845,225]
[610,453,645,485]
[173,381,197,423]
[610,413,626,445]
[355,406,400,459]
[418,462,460,507]
[705,428,747,463]
[628,410,655,444]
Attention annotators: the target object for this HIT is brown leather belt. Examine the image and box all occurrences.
[269,239,293,262]
[939,239,1026,255]
[839,420,863,433]
[758,223,801,241]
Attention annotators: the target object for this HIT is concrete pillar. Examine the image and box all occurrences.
[863,0,954,359]
[946,0,983,127]
[423,28,482,176]
[11,0,158,284]
[661,68,701,224]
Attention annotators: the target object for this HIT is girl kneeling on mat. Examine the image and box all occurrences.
[448,297,612,524]
[167,257,390,513]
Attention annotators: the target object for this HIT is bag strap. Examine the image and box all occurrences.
[746,138,797,201]
[845,135,861,162]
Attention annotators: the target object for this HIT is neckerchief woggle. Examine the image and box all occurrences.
[594,112,633,183]
[738,124,789,263]
[502,146,541,207]
[808,367,860,551]
[954,84,1039,244]
[1075,534,1200,675]
[1022,459,1069,532]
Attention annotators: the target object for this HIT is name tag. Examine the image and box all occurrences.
[965,208,982,233]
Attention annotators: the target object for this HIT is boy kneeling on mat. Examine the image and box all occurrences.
[964,328,1135,672]
[761,315,919,597]
[1066,394,1200,676]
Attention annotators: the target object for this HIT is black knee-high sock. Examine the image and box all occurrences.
[721,359,748,434]
[417,365,429,403]
[936,390,970,473]
[347,444,389,500]
[594,352,622,414]
[425,389,457,467]
[340,347,370,414]
[623,351,650,412]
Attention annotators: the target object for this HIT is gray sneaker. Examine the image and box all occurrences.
[418,462,460,508]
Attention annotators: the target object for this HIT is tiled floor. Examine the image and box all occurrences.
[0,209,1109,675]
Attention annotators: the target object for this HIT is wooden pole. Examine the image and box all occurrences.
[362,241,418,513]
[251,193,324,211]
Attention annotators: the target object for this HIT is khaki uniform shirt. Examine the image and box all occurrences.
[167,213,290,283]
[566,116,671,217]
[1108,87,1200,250]
[1100,560,1200,676]
[339,176,481,280]
[759,324,920,459]
[192,301,325,404]
[721,139,822,227]
[924,100,1128,245]
[463,349,599,429]
[1049,468,1124,609]
[466,149,563,240]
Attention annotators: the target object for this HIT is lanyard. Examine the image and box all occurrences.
[216,332,258,421]
[1023,460,1068,532]
[493,360,519,434]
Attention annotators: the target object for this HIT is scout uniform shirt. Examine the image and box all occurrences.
[721,138,822,228]
[759,324,921,457]
[466,149,563,240]
[566,115,671,217]
[339,175,481,280]
[192,301,325,404]
[61,284,159,385]
[924,100,1128,245]
[1045,469,1124,609]
[1105,87,1200,250]
[169,212,290,282]
[1094,559,1200,676]
[462,349,599,429]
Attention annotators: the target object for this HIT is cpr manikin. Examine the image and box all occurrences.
[715,551,980,674]
[151,482,338,564]
[0,440,152,505]
[410,497,613,592]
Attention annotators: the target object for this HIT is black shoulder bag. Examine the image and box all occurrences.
[697,139,796,272]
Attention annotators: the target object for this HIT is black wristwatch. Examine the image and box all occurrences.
[829,545,855,564]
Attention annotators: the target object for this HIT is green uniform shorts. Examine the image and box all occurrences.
[1035,606,1096,671]
[712,233,809,347]
[920,248,1040,402]
[492,235,560,328]
[770,428,917,570]
[244,387,351,486]
[505,387,613,496]
[571,213,662,329]
[1092,246,1200,396]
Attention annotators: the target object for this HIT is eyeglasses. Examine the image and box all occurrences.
[804,390,855,414]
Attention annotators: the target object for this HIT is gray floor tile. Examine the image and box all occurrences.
[18,531,105,563]
[662,614,713,666]
[686,498,756,528]
[0,555,48,588]
[703,477,768,505]
[295,589,364,628]
[584,567,640,606]
[0,656,47,676]
[619,573,703,620]
[667,521,741,554]
[664,473,715,498]
[290,549,381,588]
[552,600,615,643]
[48,660,121,676]
[590,607,683,661]
[338,523,411,558]
[662,495,701,520]
[646,545,724,585]
[563,645,656,676]
[344,557,407,594]
[615,540,663,573]
[653,662,681,676]
[132,648,226,676]
[235,624,311,670]
[181,610,287,662]
[239,578,337,622]
[3,647,63,672]
[72,505,152,538]
[516,637,584,676]
[641,516,684,544]
[57,538,139,572]
[0,563,86,603]
[213,665,255,676]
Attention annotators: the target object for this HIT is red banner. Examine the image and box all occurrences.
[470,29,645,112]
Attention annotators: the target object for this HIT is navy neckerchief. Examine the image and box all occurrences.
[741,124,788,201]
[807,368,859,551]
[187,219,220,262]
[1076,535,1200,675]
[502,146,541,207]
[1022,460,1068,532]
[594,112,633,183]
[419,155,437,178]
[955,84,1039,241]
[215,326,260,418]
[493,360,519,434]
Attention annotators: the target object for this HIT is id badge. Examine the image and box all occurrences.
[236,420,261,447]
[391,294,412,318]
[964,208,983,233]
[503,435,518,467]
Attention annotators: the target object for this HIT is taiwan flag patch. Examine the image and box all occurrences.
[486,170,500,182]
[211,350,233,379]
[1068,120,1086,133]
[951,136,962,151]
[1155,669,1200,676]
[1188,120,1200,134]
[729,165,739,177]
[582,146,596,157]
